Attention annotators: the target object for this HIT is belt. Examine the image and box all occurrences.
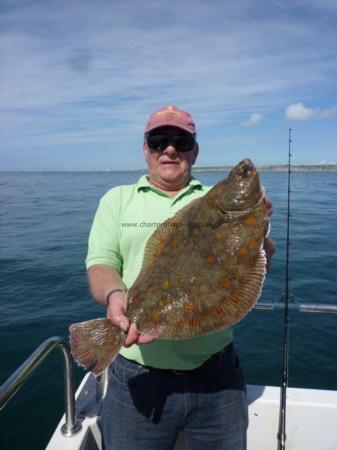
[145,343,233,376]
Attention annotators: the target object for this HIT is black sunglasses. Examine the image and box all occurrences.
[146,132,196,153]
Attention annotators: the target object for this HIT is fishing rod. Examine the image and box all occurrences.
[277,128,292,450]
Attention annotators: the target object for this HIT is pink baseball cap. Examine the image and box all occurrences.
[144,105,196,135]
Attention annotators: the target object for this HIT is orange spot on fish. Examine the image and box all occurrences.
[152,314,161,322]
[159,238,166,246]
[239,247,248,255]
[246,215,255,224]
[207,255,215,264]
[159,298,165,307]
[249,239,257,248]
[162,280,169,289]
[219,277,230,288]
[186,300,195,311]
[131,295,140,305]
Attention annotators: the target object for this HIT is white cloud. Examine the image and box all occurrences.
[242,113,263,127]
[285,102,337,121]
[285,103,316,121]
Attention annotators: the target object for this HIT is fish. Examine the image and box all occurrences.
[70,158,269,375]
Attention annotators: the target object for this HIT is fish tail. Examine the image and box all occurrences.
[69,318,125,375]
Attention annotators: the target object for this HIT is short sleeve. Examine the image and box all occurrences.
[85,189,123,272]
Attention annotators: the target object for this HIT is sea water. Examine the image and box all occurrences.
[1,171,336,450]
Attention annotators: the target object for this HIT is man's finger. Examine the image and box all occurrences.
[123,322,139,347]
[264,196,273,216]
[138,334,156,344]
[123,323,156,347]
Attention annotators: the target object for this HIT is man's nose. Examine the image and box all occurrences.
[163,144,178,156]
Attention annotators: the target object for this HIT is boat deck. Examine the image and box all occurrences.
[47,373,337,450]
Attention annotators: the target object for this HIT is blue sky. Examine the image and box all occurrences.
[0,0,336,170]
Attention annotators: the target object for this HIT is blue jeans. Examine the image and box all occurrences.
[101,344,248,450]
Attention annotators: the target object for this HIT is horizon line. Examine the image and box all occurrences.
[1,163,337,173]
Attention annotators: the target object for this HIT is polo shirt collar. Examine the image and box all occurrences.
[136,174,203,201]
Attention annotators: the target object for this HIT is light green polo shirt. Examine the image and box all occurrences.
[86,175,233,369]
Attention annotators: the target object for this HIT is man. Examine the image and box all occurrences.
[86,105,275,449]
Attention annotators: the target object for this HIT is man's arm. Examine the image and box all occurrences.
[87,264,154,346]
[87,264,125,306]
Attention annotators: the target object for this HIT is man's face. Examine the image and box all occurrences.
[143,126,199,191]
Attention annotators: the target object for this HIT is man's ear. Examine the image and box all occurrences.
[192,142,199,165]
[143,142,149,162]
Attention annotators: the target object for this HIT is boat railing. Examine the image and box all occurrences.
[0,336,82,437]
[254,301,337,313]
[0,304,335,441]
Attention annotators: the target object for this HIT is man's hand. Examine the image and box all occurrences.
[264,195,273,217]
[263,195,276,271]
[264,237,276,271]
[106,291,155,347]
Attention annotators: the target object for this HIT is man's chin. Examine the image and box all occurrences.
[159,166,182,182]
[161,173,183,185]
[150,164,191,190]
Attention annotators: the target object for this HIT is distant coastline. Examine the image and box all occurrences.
[1,164,337,173]
[116,164,337,173]
[192,164,337,172]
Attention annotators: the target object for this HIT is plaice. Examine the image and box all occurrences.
[70,158,269,374]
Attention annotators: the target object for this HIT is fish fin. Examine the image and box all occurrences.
[224,248,267,323]
[69,318,125,376]
[139,249,266,339]
[140,199,198,272]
